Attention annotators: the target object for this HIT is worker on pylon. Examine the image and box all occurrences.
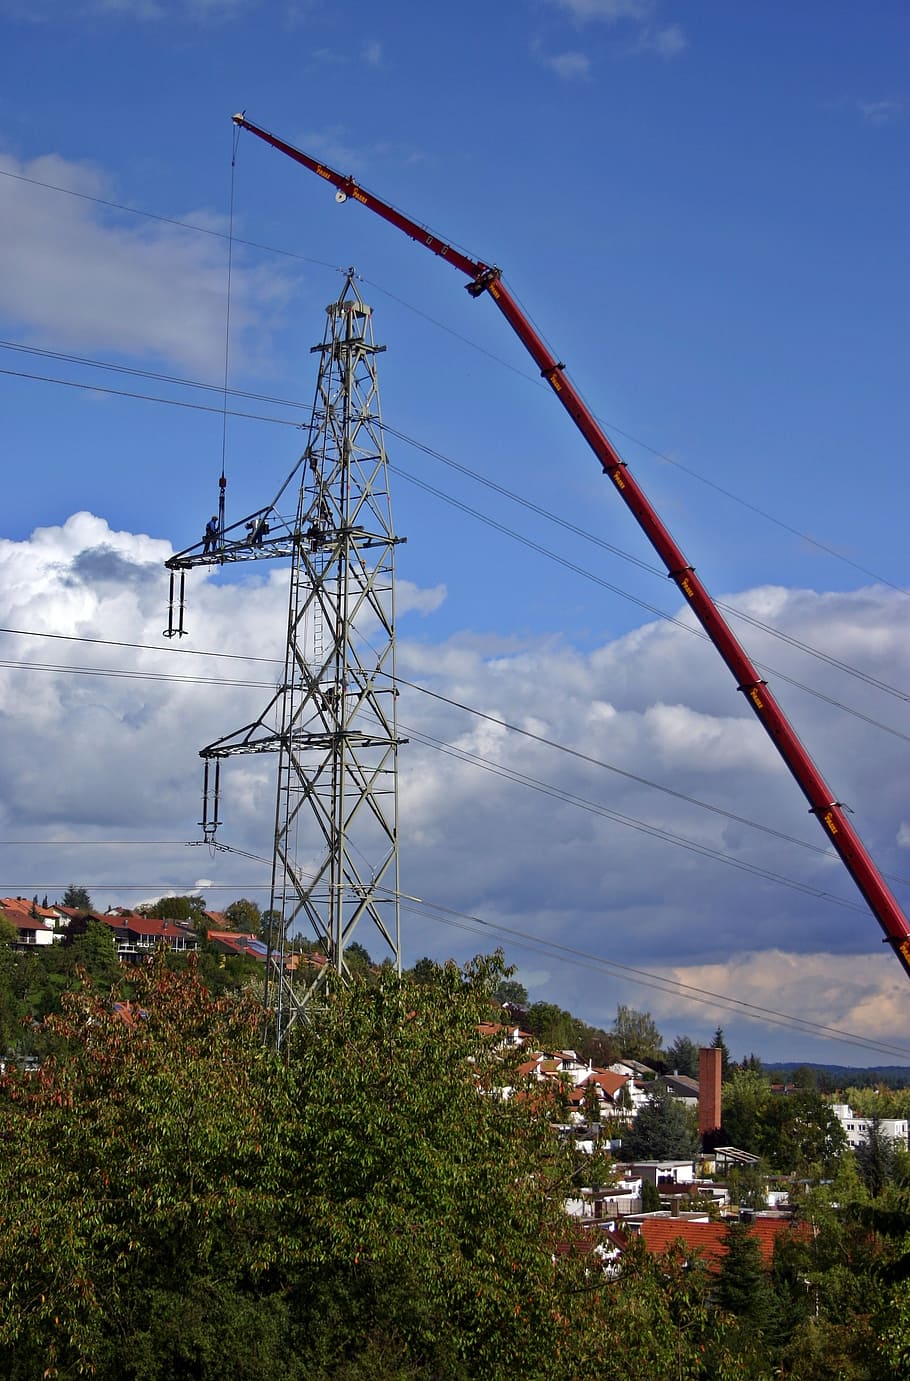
[203,515,219,554]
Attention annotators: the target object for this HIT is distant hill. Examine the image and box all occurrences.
[765,1061,910,1088]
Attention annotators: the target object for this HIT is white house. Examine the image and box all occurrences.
[831,1103,909,1150]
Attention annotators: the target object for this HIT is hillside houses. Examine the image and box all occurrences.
[0,897,61,948]
[60,908,200,960]
[0,899,245,962]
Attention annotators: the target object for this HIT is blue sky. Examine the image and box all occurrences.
[1,0,909,1065]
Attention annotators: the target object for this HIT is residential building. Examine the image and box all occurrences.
[0,897,61,949]
[831,1103,909,1150]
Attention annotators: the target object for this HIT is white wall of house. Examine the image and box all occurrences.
[832,1103,909,1150]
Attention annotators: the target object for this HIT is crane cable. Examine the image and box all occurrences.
[217,127,241,543]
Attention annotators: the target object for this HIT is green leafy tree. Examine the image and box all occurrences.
[223,898,262,933]
[721,1067,771,1154]
[578,1029,619,1067]
[139,894,207,923]
[259,908,282,945]
[343,940,373,977]
[622,1083,698,1161]
[525,1000,588,1052]
[495,978,528,1006]
[6,954,695,1379]
[611,1004,663,1062]
[0,927,24,1054]
[759,1087,847,1174]
[66,918,122,990]
[409,955,441,984]
[727,1163,767,1211]
[61,884,92,911]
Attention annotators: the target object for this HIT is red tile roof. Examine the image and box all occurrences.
[638,1216,799,1268]
[575,1069,628,1098]
[0,898,58,930]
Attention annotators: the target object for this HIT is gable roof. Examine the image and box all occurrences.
[638,1215,799,1268]
[575,1069,629,1098]
[1,898,58,930]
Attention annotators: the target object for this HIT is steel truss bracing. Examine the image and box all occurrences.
[171,272,405,1044]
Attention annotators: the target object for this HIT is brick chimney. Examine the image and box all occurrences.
[698,1046,722,1138]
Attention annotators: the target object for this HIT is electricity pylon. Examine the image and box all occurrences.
[166,271,405,1045]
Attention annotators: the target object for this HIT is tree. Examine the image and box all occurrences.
[721,1067,770,1154]
[611,1005,663,1062]
[759,1087,847,1175]
[343,941,373,977]
[716,1218,776,1364]
[666,1034,700,1078]
[640,1179,661,1213]
[66,918,122,990]
[61,884,92,912]
[223,898,262,933]
[526,1000,587,1053]
[1,954,649,1380]
[0,928,24,1055]
[495,978,528,1007]
[621,1083,698,1161]
[139,894,207,924]
[711,1026,732,1079]
[259,908,282,945]
[855,1119,902,1197]
[409,955,441,985]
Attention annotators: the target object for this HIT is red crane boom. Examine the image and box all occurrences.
[232,112,910,980]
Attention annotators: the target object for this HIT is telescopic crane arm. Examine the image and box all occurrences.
[232,112,910,980]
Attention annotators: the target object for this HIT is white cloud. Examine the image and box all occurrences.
[1,517,907,1061]
[659,949,910,1057]
[542,51,592,80]
[362,39,383,67]
[0,149,296,375]
[857,99,902,126]
[549,0,653,20]
[542,0,687,62]
[645,22,687,58]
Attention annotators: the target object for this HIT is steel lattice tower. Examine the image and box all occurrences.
[166,271,404,1044]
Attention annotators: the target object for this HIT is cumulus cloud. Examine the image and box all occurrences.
[1,514,908,1061]
[0,149,295,375]
[657,949,910,1060]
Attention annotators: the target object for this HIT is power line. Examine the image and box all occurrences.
[4,341,908,719]
[0,651,857,902]
[8,838,908,1059]
[403,726,871,913]
[3,625,909,892]
[410,902,910,1061]
[5,359,909,745]
[2,166,907,596]
[4,335,908,708]
[0,643,899,907]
